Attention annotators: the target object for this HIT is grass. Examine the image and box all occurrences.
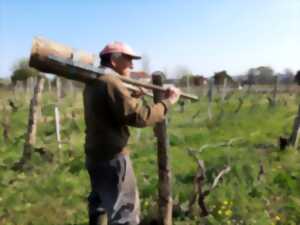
[0,88,300,225]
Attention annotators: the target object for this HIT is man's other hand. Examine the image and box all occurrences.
[165,87,181,105]
[131,87,146,98]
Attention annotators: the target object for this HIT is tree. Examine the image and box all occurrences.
[214,70,232,86]
[174,65,192,87]
[280,69,294,85]
[295,70,300,85]
[141,54,151,74]
[255,66,275,84]
[246,68,257,86]
[244,66,275,85]
[10,58,41,85]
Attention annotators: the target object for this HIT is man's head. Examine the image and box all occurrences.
[100,42,141,77]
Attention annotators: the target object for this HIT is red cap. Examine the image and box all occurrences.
[100,41,141,60]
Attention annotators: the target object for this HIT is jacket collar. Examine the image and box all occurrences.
[99,66,119,76]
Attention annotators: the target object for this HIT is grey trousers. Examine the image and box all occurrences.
[86,154,140,225]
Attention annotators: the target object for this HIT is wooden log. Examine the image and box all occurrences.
[152,72,172,225]
[29,36,94,72]
[29,37,198,101]
[13,77,45,170]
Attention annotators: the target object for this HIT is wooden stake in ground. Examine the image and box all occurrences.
[56,77,62,102]
[13,77,45,170]
[272,75,278,106]
[54,106,62,151]
[207,78,214,120]
[268,76,278,107]
[221,78,227,103]
[47,78,52,93]
[152,72,172,225]
[289,104,300,149]
[1,106,10,143]
[68,80,74,98]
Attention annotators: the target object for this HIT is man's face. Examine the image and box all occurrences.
[111,54,133,77]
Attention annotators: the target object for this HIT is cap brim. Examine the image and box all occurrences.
[131,55,142,60]
[125,54,142,60]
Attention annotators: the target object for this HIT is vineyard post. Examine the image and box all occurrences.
[207,78,214,120]
[13,77,45,170]
[56,77,61,102]
[221,78,227,103]
[48,78,52,93]
[54,106,62,153]
[272,75,278,106]
[152,72,172,225]
[290,104,300,149]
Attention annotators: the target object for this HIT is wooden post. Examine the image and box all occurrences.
[13,77,45,170]
[290,104,300,148]
[48,78,52,93]
[56,77,61,102]
[135,128,142,142]
[32,76,37,93]
[186,75,190,92]
[152,72,172,225]
[207,78,213,120]
[54,106,62,151]
[272,76,278,107]
[221,78,227,103]
[26,77,30,95]
[68,80,74,98]
[1,106,10,143]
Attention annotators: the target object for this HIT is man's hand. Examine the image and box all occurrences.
[165,87,182,105]
[131,87,146,98]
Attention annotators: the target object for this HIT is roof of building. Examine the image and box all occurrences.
[130,71,150,79]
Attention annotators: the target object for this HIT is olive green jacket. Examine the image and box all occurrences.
[83,70,171,162]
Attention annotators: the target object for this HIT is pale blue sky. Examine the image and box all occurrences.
[1,0,299,78]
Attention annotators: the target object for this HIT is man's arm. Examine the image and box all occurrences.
[106,76,179,128]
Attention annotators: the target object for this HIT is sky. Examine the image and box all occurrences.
[0,0,300,78]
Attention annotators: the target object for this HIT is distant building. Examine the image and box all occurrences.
[191,75,208,86]
[164,78,179,85]
[213,70,238,88]
[130,71,151,83]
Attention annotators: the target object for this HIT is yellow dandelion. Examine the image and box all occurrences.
[275,215,280,221]
[225,210,232,217]
[223,200,229,205]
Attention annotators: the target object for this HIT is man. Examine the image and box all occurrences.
[83,41,181,225]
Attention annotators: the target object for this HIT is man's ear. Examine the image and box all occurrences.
[110,58,117,68]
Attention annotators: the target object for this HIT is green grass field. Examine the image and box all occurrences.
[1,88,300,225]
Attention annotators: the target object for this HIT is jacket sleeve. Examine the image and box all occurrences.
[106,76,172,127]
